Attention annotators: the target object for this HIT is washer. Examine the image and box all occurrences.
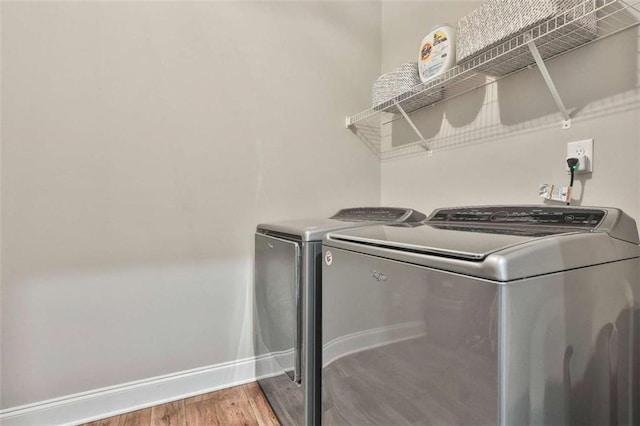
[321,205,639,425]
[254,207,426,426]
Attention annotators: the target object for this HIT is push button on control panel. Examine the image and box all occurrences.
[490,211,509,221]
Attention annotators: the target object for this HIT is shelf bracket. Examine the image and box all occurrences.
[525,34,571,129]
[394,101,432,155]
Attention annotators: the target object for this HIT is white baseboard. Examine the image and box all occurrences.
[1,322,427,425]
[0,354,278,426]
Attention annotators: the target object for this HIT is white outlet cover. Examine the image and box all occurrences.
[566,139,594,173]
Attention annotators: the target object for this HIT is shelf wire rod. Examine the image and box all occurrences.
[525,33,572,128]
[394,101,432,154]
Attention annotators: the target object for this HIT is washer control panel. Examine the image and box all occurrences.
[429,206,606,228]
[331,207,426,223]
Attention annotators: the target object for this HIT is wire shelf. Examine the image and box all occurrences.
[347,0,640,160]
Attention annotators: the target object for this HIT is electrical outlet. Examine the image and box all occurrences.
[566,139,594,173]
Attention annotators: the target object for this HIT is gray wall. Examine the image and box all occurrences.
[380,1,640,220]
[0,1,381,408]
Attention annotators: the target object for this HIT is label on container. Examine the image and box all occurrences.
[419,29,452,81]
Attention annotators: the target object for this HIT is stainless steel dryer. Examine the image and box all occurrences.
[254,207,426,426]
[321,205,639,426]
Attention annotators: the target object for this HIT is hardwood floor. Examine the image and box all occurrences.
[83,382,279,426]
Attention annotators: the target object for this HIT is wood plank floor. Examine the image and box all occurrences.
[83,382,280,426]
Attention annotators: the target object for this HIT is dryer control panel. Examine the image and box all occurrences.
[429,206,606,228]
[331,207,426,223]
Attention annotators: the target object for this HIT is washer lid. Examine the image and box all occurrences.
[257,218,374,242]
[323,205,640,281]
[325,223,557,260]
[257,207,426,242]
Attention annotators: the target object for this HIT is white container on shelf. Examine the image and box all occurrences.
[418,24,456,83]
[455,0,597,76]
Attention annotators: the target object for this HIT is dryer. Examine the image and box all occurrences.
[254,207,426,425]
[321,205,639,425]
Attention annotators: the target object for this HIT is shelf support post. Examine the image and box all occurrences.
[394,101,432,155]
[525,34,571,129]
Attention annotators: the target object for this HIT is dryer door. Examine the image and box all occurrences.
[255,233,302,383]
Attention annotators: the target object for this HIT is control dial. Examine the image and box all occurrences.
[490,211,509,222]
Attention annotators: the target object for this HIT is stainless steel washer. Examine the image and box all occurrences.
[322,205,639,425]
[254,207,426,425]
